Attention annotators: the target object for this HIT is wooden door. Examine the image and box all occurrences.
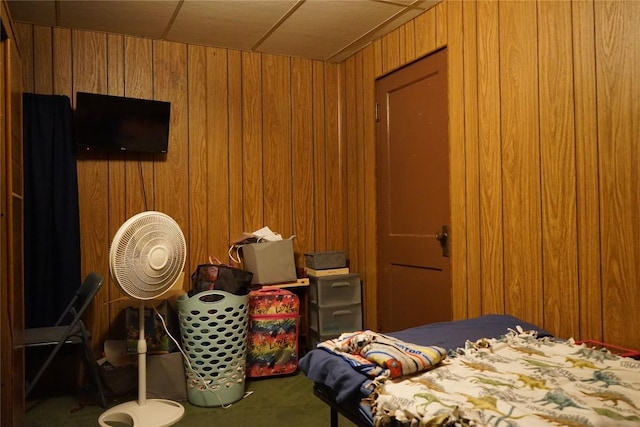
[376,48,451,333]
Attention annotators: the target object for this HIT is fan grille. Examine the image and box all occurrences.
[110,211,186,300]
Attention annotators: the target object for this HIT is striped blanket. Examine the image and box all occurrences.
[317,330,446,379]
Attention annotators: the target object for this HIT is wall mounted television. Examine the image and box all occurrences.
[74,92,171,153]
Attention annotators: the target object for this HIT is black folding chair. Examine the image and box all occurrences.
[25,271,107,408]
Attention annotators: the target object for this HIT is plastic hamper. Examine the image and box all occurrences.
[176,290,249,407]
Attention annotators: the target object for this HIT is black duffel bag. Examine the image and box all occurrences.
[190,262,253,297]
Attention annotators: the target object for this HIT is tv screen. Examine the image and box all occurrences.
[74,92,171,153]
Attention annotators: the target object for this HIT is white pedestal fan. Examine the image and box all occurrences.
[99,211,186,427]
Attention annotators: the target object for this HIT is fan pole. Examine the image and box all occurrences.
[138,300,147,406]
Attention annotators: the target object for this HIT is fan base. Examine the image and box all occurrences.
[98,399,185,427]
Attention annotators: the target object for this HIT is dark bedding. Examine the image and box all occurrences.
[387,314,551,348]
[299,314,552,405]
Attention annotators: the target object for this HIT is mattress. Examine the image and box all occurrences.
[300,314,640,427]
[299,314,553,425]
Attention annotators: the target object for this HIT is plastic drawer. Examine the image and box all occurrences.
[309,302,362,336]
[309,274,361,307]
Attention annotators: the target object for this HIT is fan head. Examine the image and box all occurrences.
[110,211,186,300]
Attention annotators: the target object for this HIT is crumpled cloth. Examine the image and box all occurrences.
[318,330,446,379]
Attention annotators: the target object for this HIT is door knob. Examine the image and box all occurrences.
[435,225,450,257]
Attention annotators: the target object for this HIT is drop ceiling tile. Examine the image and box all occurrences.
[7,0,441,63]
[258,0,403,60]
[166,0,298,51]
[59,1,179,39]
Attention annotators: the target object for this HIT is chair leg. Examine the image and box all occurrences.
[26,339,68,398]
[81,340,108,408]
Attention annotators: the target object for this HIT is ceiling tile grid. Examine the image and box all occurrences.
[7,0,439,62]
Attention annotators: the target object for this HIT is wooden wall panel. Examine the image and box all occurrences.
[381,28,400,74]
[414,7,437,57]
[312,60,327,250]
[538,0,579,339]
[291,58,314,267]
[400,20,416,64]
[435,1,447,48]
[1,31,9,423]
[498,1,543,327]
[476,0,504,316]
[186,45,208,267]
[241,51,263,232]
[227,50,244,242]
[572,0,602,342]
[262,54,292,238]
[153,41,189,246]
[32,25,51,94]
[15,23,33,93]
[595,0,640,349]
[1,4,25,422]
[353,51,365,276]
[324,62,346,250]
[52,28,71,95]
[344,56,359,272]
[361,44,377,328]
[462,0,480,318]
[204,47,230,261]
[447,0,467,320]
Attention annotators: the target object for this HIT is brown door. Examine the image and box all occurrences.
[376,48,451,332]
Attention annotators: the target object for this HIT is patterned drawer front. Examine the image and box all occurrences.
[309,274,361,307]
[309,302,362,336]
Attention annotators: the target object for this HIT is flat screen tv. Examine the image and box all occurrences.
[74,92,171,153]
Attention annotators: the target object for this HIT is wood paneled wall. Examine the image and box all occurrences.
[2,1,25,423]
[14,24,351,348]
[347,0,639,351]
[14,0,640,353]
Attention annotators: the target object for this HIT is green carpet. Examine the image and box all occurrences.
[25,371,358,427]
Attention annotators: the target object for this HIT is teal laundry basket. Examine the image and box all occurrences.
[177,290,249,407]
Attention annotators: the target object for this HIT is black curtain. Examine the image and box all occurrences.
[23,93,81,328]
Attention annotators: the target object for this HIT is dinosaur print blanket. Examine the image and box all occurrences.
[370,330,640,426]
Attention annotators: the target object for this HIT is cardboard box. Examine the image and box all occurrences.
[98,341,187,400]
[147,352,187,401]
[125,300,178,354]
[304,251,347,270]
[241,238,297,285]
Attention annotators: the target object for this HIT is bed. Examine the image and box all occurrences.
[299,314,640,427]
